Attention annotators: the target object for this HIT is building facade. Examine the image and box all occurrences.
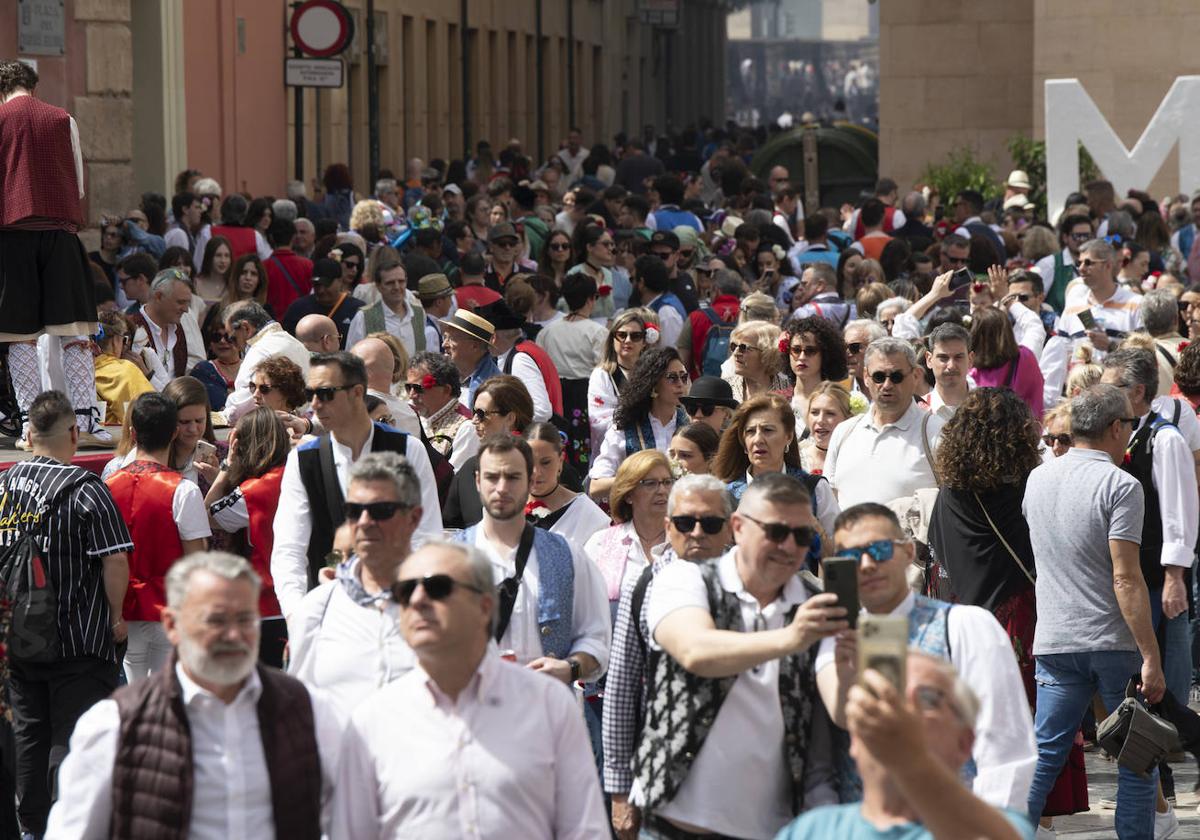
[2,0,727,228]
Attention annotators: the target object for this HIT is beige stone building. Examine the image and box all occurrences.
[878,0,1200,198]
[2,0,727,229]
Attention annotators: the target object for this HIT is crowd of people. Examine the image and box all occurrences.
[6,56,1200,839]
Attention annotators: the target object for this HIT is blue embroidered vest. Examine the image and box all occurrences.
[908,594,976,785]
[623,406,689,458]
[458,525,576,658]
[647,291,687,319]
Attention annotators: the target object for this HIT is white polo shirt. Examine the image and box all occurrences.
[825,401,944,508]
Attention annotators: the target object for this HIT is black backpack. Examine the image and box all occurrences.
[0,484,73,663]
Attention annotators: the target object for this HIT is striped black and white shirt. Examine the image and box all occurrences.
[0,457,133,662]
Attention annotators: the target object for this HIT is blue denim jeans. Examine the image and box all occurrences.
[1149,586,1192,703]
[1027,651,1156,839]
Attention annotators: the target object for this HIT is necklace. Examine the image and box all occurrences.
[633,520,665,547]
[531,482,561,499]
[815,444,828,452]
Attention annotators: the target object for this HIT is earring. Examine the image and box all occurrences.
[651,390,658,399]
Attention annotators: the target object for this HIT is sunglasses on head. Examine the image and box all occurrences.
[870,370,908,385]
[670,515,727,535]
[1042,433,1072,447]
[390,574,483,607]
[741,513,818,547]
[687,402,717,417]
[344,500,409,522]
[247,382,274,395]
[833,539,900,564]
[305,384,355,402]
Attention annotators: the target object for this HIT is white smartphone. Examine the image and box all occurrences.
[857,614,908,694]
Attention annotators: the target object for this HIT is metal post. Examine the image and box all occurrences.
[664,29,673,133]
[566,0,575,130]
[535,0,544,163]
[461,0,470,157]
[366,0,379,186]
[291,3,304,183]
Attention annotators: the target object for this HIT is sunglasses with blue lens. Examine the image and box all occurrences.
[834,539,900,564]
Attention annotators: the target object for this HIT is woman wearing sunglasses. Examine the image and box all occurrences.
[590,348,691,503]
[442,375,534,529]
[723,321,789,402]
[587,308,659,457]
[1040,403,1073,459]
[583,450,672,619]
[248,354,307,417]
[784,315,850,431]
[524,422,609,548]
[204,407,292,666]
[712,393,839,538]
[539,229,574,290]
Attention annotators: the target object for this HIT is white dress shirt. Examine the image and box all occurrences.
[1129,413,1199,569]
[330,647,608,840]
[472,527,612,674]
[816,591,1038,812]
[344,292,419,355]
[45,665,343,840]
[271,423,443,617]
[286,570,416,712]
[1032,247,1073,284]
[636,551,835,838]
[825,402,945,508]
[1039,334,1071,410]
[590,410,684,480]
[223,323,312,423]
[495,346,552,422]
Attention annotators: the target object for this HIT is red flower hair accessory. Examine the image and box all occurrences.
[778,334,791,354]
[421,374,437,390]
[1179,341,1190,354]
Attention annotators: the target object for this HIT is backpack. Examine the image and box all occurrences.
[0,483,75,663]
[699,307,736,377]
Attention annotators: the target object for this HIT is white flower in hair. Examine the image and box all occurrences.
[848,392,869,416]
[644,324,661,346]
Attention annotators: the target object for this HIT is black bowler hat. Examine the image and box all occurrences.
[476,300,525,331]
[680,376,739,411]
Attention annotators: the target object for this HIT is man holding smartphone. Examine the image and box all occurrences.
[1058,238,1143,359]
[815,502,1037,813]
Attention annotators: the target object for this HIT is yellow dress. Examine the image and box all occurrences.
[93,353,154,425]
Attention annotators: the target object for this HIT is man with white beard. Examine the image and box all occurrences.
[46,552,343,839]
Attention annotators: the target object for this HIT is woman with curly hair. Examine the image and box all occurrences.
[712,393,838,538]
[928,387,1041,674]
[249,354,307,415]
[970,306,1044,419]
[783,315,850,428]
[589,347,690,502]
[1173,340,1200,410]
[723,320,788,401]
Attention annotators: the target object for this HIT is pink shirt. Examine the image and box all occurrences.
[971,345,1044,421]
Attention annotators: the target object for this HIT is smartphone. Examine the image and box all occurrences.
[822,557,860,629]
[194,439,217,462]
[1077,309,1097,331]
[857,614,908,694]
[949,267,974,291]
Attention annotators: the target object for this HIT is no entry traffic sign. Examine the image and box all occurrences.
[289,0,354,58]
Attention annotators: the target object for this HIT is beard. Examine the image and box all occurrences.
[177,632,257,688]
[484,496,523,522]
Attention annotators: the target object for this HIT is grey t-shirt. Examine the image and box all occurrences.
[1023,448,1145,655]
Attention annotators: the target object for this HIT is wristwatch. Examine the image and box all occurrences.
[569,658,581,682]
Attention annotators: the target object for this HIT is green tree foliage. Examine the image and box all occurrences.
[919,147,999,206]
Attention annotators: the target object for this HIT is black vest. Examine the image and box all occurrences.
[296,425,410,588]
[1121,412,1168,590]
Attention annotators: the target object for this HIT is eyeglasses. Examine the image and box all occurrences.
[1016,293,1031,302]
[1077,258,1106,269]
[390,574,483,607]
[695,267,714,277]
[789,344,820,357]
[1068,231,1092,242]
[472,408,503,422]
[869,370,909,385]
[404,382,427,394]
[248,382,274,395]
[679,249,695,260]
[344,500,410,521]
[211,333,232,343]
[912,684,968,723]
[663,372,689,385]
[304,384,356,402]
[493,239,519,248]
[729,342,759,354]
[944,255,969,266]
[687,402,717,418]
[739,514,818,547]
[342,260,361,270]
[1042,433,1073,447]
[1118,416,1139,427]
[845,342,864,355]
[651,250,674,260]
[596,240,616,250]
[614,330,645,343]
[833,539,905,564]
[549,242,571,251]
[670,515,727,535]
[637,478,675,492]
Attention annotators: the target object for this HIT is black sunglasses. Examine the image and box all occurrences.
[305,384,356,402]
[687,402,717,418]
[870,370,908,385]
[211,333,232,343]
[670,515,727,535]
[247,382,274,395]
[473,408,503,422]
[390,574,483,606]
[845,342,864,355]
[403,382,425,394]
[740,513,818,547]
[1042,433,1072,447]
[344,501,409,522]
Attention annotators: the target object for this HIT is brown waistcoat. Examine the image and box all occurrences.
[109,659,322,840]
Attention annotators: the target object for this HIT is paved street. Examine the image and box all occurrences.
[1055,751,1200,838]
